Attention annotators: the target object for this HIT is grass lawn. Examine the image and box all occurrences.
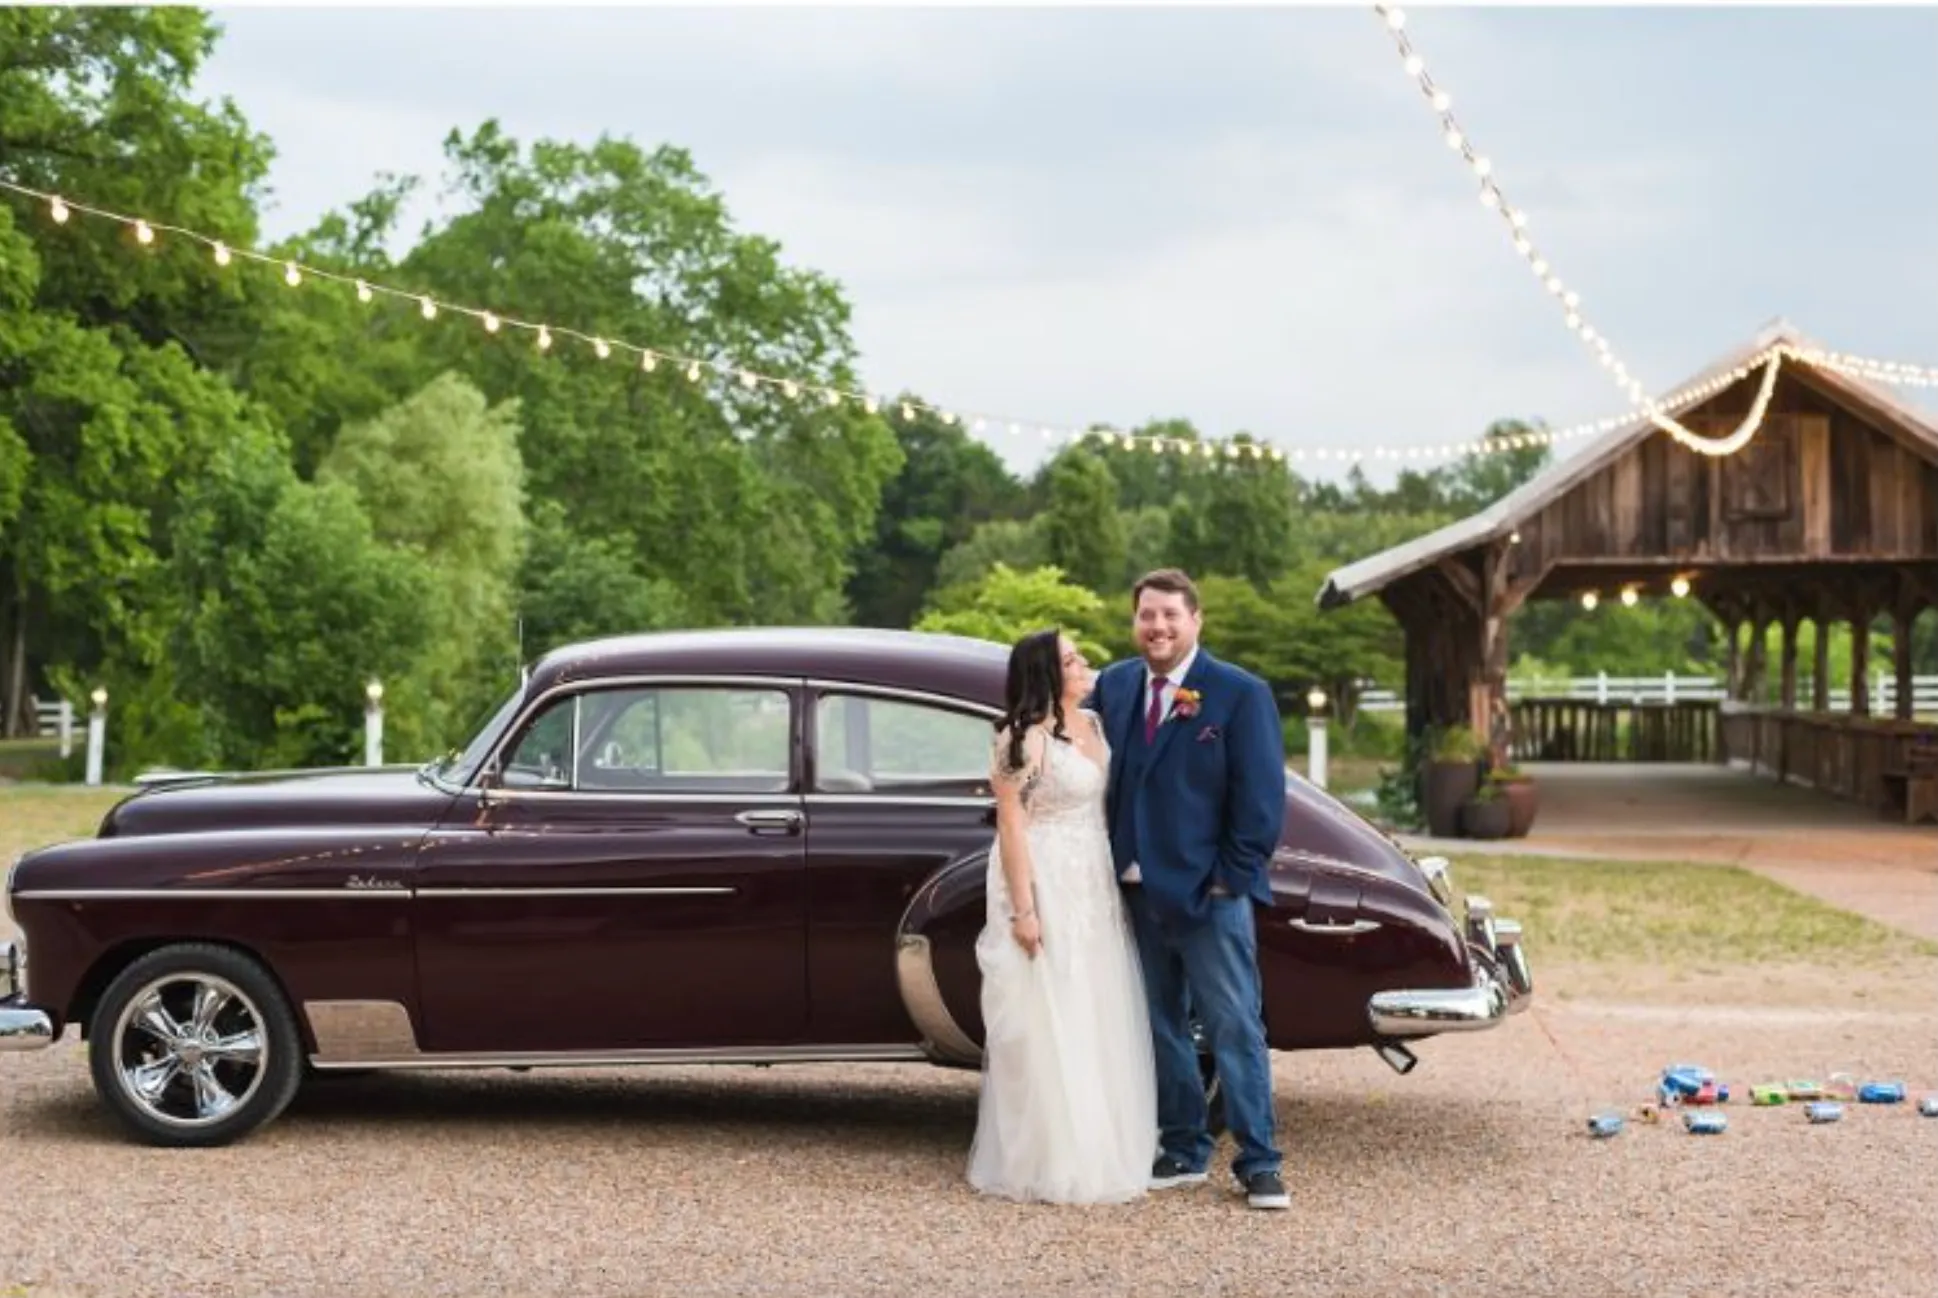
[1445,850,1938,1008]
[2,784,130,868]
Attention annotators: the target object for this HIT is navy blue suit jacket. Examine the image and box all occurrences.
[1091,648,1287,925]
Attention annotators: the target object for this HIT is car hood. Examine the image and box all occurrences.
[95,766,457,839]
[1275,773,1437,898]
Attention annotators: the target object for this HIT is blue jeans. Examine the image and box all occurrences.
[1126,888,1282,1181]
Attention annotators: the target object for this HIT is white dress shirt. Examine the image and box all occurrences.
[1122,644,1197,884]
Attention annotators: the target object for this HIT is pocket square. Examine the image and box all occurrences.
[1195,724,1222,743]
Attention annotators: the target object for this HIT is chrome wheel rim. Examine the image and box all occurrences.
[109,973,268,1129]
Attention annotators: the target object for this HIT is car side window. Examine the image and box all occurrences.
[580,686,793,794]
[814,693,992,797]
[502,698,577,789]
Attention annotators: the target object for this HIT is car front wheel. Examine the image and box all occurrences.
[87,943,304,1148]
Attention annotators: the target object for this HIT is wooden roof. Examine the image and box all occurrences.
[1317,321,1938,610]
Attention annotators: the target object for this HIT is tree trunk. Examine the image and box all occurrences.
[0,576,28,740]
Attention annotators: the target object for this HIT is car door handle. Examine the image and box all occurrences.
[735,808,802,833]
[1288,917,1382,936]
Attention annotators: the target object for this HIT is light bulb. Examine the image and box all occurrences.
[1563,290,1580,309]
[1509,210,1528,229]
[593,337,610,359]
[420,296,437,319]
[1531,259,1549,276]
[1404,54,1424,77]
[825,389,841,406]
[642,351,658,372]
[355,280,372,303]
[740,370,759,389]
[1480,188,1500,209]
[1671,575,1691,598]
[900,402,915,420]
[1513,236,1531,255]
[1581,591,1599,610]
[283,262,301,287]
[536,326,552,351]
[134,220,154,245]
[941,411,957,426]
[1444,128,1463,150]
[782,380,800,399]
[1431,90,1451,112]
[863,397,878,415]
[212,241,231,266]
[1385,8,1406,30]
[1545,275,1563,294]
[686,361,702,382]
[1565,312,1582,329]
[1620,587,1639,607]
[49,196,70,224]
[483,312,501,333]
[1472,157,1492,178]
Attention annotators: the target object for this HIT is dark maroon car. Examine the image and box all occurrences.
[1,628,1531,1147]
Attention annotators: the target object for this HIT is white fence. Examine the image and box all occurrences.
[31,698,77,757]
[1357,672,1938,715]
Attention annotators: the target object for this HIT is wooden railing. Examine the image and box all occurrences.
[1719,705,1938,821]
[1507,699,1719,763]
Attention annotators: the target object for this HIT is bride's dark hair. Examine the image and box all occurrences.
[996,627,1068,775]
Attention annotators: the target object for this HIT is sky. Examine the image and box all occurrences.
[188,2,1938,477]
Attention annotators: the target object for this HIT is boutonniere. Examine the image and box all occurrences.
[1171,687,1202,721]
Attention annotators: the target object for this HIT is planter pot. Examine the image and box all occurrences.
[1421,760,1479,838]
[1461,796,1513,840]
[1499,779,1539,838]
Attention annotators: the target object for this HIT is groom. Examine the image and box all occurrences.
[1092,568,1290,1211]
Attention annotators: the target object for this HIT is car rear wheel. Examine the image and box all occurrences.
[87,943,304,1148]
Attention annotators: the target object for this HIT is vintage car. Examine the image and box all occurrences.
[1,628,1531,1148]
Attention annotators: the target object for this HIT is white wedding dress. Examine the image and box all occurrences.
[967,710,1158,1204]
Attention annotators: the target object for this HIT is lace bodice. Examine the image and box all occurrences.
[1008,711,1108,829]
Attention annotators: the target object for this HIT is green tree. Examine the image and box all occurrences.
[915,564,1113,662]
[846,396,1024,628]
[1166,436,1294,588]
[1040,448,1127,593]
[318,371,528,748]
[0,7,276,736]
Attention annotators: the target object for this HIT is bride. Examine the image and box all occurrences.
[966,628,1158,1204]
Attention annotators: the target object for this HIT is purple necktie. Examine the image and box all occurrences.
[1144,675,1168,744]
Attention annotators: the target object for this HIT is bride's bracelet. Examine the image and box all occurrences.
[1010,908,1035,923]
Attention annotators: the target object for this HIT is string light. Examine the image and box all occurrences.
[1620,587,1640,608]
[1370,5,1842,459]
[1671,575,1692,598]
[1581,591,1599,610]
[6,174,1931,470]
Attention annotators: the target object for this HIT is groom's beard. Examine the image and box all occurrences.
[1139,641,1190,675]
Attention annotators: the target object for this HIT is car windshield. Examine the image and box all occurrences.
[422,686,524,786]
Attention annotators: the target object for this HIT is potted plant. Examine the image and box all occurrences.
[1490,764,1540,838]
[1420,724,1482,838]
[1461,779,1513,840]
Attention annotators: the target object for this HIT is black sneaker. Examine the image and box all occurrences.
[1242,1169,1290,1210]
[1149,1154,1208,1189]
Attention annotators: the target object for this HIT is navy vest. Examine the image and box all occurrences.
[1112,711,1156,872]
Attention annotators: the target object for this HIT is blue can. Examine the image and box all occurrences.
[1918,1096,1938,1118]
[1587,1111,1625,1139]
[1804,1102,1843,1124]
[1683,1110,1728,1135]
[1857,1081,1905,1103]
[1661,1068,1709,1096]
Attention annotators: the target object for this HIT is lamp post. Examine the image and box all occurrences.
[364,679,384,767]
[1306,686,1329,790]
[85,687,108,787]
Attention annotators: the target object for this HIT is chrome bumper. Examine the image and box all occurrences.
[1366,892,1533,1037]
[1,939,54,1051]
[0,1001,53,1052]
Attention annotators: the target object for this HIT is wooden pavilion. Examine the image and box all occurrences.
[1317,321,1938,820]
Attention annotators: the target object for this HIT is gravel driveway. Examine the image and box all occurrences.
[4,997,1934,1298]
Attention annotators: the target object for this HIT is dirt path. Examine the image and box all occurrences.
[3,995,1935,1298]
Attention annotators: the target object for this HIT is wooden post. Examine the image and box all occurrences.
[1742,607,1770,704]
[1812,611,1831,713]
[1850,610,1871,718]
[1893,598,1915,722]
[1724,620,1743,699]
[1779,610,1800,711]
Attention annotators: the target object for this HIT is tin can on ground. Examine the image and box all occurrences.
[1804,1102,1844,1124]
[1633,1103,1663,1125]
[1587,1111,1625,1139]
[1827,1073,1858,1100]
[1918,1096,1938,1117]
[1784,1079,1827,1101]
[1751,1084,1789,1106]
[1661,1068,1709,1097]
[1858,1081,1905,1104]
[1683,1111,1728,1135]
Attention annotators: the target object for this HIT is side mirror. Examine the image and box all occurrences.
[477,761,507,808]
